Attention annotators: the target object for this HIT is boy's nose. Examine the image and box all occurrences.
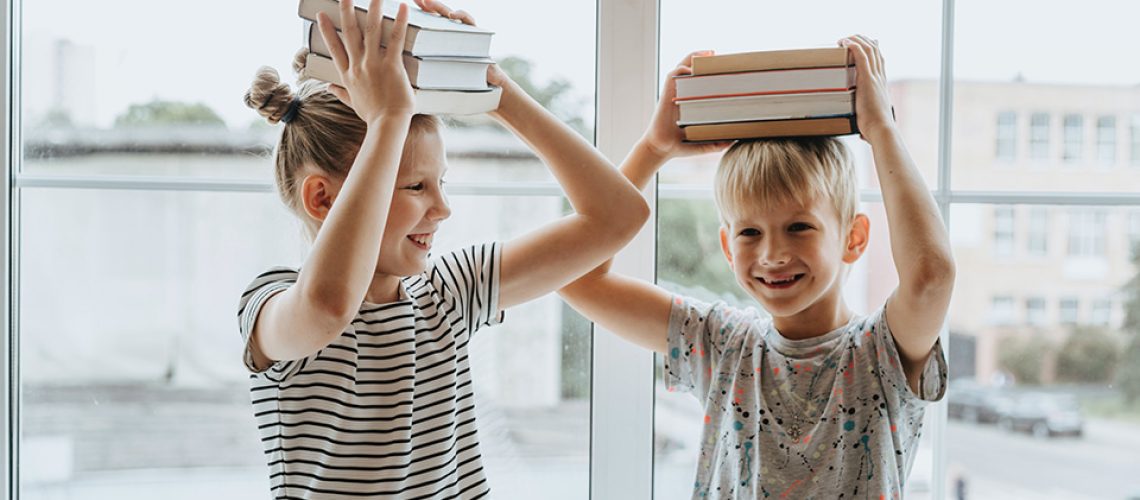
[759,239,790,266]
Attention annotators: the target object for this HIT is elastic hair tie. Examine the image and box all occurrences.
[280,97,302,124]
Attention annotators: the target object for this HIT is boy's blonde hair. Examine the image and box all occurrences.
[243,50,442,239]
[713,138,857,230]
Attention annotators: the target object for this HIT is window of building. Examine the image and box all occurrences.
[1091,299,1112,326]
[1067,209,1108,257]
[990,296,1016,325]
[1030,112,1050,160]
[1059,298,1080,325]
[1063,114,1084,162]
[1132,114,1140,167]
[1097,116,1116,165]
[996,111,1017,161]
[994,206,1015,256]
[1025,297,1047,326]
[1027,208,1048,256]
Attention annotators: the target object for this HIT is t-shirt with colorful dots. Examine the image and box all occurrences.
[664,295,947,499]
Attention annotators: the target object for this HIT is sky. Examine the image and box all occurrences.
[20,0,1140,129]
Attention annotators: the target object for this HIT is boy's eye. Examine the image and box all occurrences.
[739,228,761,237]
[789,222,812,232]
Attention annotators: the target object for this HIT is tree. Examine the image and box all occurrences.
[657,199,746,301]
[450,56,590,137]
[997,335,1053,385]
[114,100,225,128]
[1119,246,1140,403]
[1054,326,1121,384]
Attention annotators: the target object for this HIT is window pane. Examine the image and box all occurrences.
[947,203,1140,499]
[993,206,1015,257]
[22,0,594,183]
[995,112,1017,162]
[1027,207,1048,256]
[952,0,1140,191]
[658,0,942,192]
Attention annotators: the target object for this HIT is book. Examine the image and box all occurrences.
[677,89,854,126]
[299,52,502,115]
[307,24,491,90]
[298,0,494,58]
[674,66,855,101]
[691,47,852,76]
[682,116,858,142]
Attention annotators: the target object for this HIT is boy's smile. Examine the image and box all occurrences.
[720,195,868,339]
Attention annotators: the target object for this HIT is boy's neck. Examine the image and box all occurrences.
[770,297,854,341]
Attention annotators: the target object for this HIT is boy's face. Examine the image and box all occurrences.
[718,195,867,322]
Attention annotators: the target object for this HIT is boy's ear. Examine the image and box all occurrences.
[719,226,734,271]
[842,213,871,264]
[300,173,340,223]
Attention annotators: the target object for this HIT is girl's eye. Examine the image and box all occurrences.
[406,182,425,191]
[739,228,760,237]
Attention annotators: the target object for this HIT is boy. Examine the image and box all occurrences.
[560,36,953,498]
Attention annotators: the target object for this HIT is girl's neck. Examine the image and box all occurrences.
[363,274,403,305]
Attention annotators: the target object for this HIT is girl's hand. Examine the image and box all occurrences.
[412,0,510,87]
[840,35,896,144]
[316,0,415,122]
[641,51,733,160]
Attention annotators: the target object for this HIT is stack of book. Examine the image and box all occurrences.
[677,47,858,142]
[298,0,501,115]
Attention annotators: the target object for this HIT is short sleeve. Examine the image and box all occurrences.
[236,267,307,382]
[429,242,504,335]
[865,307,948,404]
[663,295,756,398]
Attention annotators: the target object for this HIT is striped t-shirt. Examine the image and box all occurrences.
[237,243,503,499]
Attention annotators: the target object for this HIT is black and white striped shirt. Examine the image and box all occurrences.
[237,243,503,499]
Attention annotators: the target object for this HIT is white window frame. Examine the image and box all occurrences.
[4,0,1140,499]
[1029,112,1050,161]
[1063,113,1084,163]
[1097,115,1116,165]
[1027,207,1048,256]
[993,206,1015,257]
[995,111,1017,161]
[1025,296,1047,326]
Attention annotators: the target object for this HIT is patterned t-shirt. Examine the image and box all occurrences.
[237,243,502,499]
[664,295,947,499]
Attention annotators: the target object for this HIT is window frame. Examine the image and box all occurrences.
[5,0,1140,499]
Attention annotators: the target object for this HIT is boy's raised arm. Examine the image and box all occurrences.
[843,36,955,390]
[559,53,732,354]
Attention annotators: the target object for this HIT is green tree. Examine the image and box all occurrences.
[998,335,1053,385]
[657,199,745,301]
[1119,247,1140,403]
[1054,326,1121,383]
[114,100,225,128]
[451,56,589,137]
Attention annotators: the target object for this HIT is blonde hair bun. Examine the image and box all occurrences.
[244,66,295,125]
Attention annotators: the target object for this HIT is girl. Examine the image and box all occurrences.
[238,1,649,498]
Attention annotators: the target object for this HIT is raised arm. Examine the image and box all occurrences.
[413,0,650,309]
[250,2,416,368]
[558,53,732,353]
[842,36,955,389]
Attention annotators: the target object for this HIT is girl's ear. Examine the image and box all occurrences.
[842,213,871,264]
[719,226,734,271]
[300,173,340,223]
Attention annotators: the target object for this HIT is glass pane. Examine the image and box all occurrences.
[658,0,942,191]
[18,188,591,499]
[654,199,944,498]
[946,203,1140,499]
[951,0,1140,191]
[22,0,594,182]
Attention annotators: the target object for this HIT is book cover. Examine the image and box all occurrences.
[677,89,855,126]
[682,115,858,142]
[299,52,501,115]
[307,23,491,90]
[674,66,856,101]
[691,47,852,76]
[298,0,493,58]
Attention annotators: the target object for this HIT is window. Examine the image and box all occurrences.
[1130,210,1140,256]
[1027,207,1048,256]
[990,296,1016,325]
[1132,114,1140,167]
[1059,297,1080,325]
[1067,209,1108,257]
[1029,112,1050,160]
[1097,116,1116,165]
[994,206,1015,256]
[1025,297,1047,326]
[1091,299,1112,326]
[996,111,1017,161]
[1063,114,1084,162]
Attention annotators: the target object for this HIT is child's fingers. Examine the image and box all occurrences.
[421,0,453,18]
[363,0,384,55]
[679,49,714,69]
[339,0,363,60]
[327,84,353,107]
[386,3,411,62]
[317,13,350,73]
[448,9,475,26]
[412,0,428,11]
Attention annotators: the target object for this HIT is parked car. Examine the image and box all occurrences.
[947,382,1013,424]
[997,392,1083,438]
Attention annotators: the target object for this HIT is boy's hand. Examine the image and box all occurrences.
[413,0,511,87]
[840,35,896,144]
[641,51,734,160]
[317,0,415,122]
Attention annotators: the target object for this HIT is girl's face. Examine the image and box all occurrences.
[375,128,452,278]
